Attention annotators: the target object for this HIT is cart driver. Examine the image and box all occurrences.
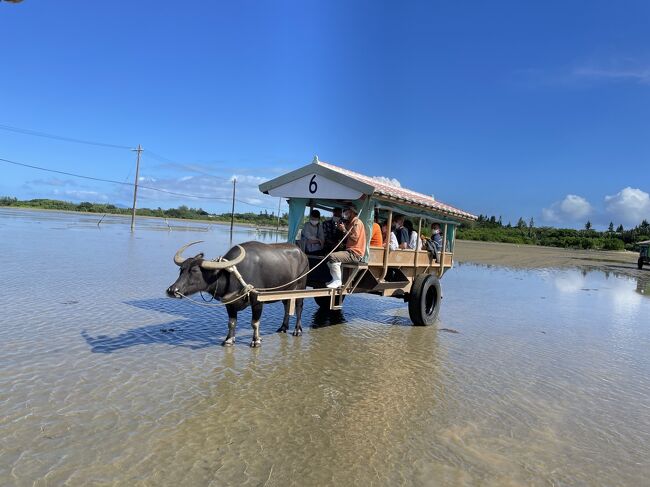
[326,206,366,288]
[323,207,346,253]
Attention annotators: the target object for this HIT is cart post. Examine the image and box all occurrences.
[380,209,393,282]
[439,223,448,277]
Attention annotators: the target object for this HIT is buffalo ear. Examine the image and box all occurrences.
[194,253,204,259]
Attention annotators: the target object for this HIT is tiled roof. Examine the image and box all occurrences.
[317,160,477,221]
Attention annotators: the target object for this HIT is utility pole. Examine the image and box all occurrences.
[130,144,143,232]
[276,197,282,242]
[229,177,236,240]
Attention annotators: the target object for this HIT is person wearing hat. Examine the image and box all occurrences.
[326,206,366,288]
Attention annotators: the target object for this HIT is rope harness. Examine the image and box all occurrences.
[179,208,365,308]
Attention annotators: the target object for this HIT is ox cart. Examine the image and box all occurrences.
[255,157,477,325]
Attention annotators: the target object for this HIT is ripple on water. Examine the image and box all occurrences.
[1,210,649,486]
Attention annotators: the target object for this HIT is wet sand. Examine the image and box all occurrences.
[2,209,649,486]
[455,240,639,275]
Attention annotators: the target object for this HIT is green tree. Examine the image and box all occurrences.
[641,219,650,232]
[608,222,614,233]
[616,224,624,233]
[585,220,592,230]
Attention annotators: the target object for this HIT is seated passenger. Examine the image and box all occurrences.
[404,220,421,250]
[431,222,443,252]
[370,212,383,247]
[392,214,410,249]
[381,220,399,250]
[322,207,346,253]
[300,209,324,255]
[326,206,366,288]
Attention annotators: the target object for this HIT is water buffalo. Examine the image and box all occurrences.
[166,240,309,347]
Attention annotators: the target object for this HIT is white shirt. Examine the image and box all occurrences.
[389,231,399,251]
[408,231,421,250]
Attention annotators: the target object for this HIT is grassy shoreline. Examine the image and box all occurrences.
[0,205,289,231]
[453,239,643,278]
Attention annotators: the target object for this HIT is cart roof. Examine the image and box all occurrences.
[259,157,477,222]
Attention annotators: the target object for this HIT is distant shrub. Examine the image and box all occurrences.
[601,238,625,251]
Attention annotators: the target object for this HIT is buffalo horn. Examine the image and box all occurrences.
[200,245,246,270]
[173,240,205,266]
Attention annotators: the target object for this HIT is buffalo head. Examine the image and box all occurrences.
[166,241,246,298]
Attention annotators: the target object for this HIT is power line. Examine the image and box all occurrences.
[0,123,243,184]
[0,156,279,210]
[0,123,132,150]
[0,124,284,213]
[145,150,232,181]
[0,157,230,201]
[1,156,136,187]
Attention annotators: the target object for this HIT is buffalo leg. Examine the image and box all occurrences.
[222,305,237,346]
[277,300,291,333]
[292,298,304,336]
[250,302,263,347]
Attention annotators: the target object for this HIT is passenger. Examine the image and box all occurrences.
[381,220,399,250]
[431,222,443,252]
[326,206,366,288]
[300,209,324,255]
[404,220,421,250]
[370,212,383,247]
[392,214,410,249]
[322,207,346,253]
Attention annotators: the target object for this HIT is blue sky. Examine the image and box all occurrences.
[1,0,649,228]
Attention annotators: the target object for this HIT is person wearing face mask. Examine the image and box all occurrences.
[326,206,366,288]
[392,214,410,249]
[431,222,443,253]
[381,220,399,250]
[322,207,345,253]
[300,209,324,255]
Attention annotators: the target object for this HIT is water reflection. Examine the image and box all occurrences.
[310,308,346,328]
[2,209,650,486]
[637,275,650,297]
[552,266,650,302]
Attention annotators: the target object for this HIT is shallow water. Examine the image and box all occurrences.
[1,208,649,486]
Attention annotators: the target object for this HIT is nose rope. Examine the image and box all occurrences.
[176,207,364,307]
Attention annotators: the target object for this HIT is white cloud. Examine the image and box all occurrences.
[514,61,650,89]
[371,176,401,187]
[127,172,281,213]
[573,66,650,85]
[542,194,592,223]
[52,189,110,202]
[28,177,79,188]
[604,187,650,226]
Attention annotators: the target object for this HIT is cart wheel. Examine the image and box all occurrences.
[314,295,345,310]
[408,274,441,326]
[639,258,644,270]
